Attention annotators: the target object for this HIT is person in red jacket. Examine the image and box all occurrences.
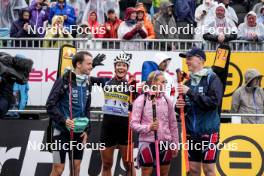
[87,11,104,38]
[104,9,122,38]
[118,7,147,50]
[118,7,147,40]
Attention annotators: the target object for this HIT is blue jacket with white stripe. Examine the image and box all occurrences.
[46,71,91,134]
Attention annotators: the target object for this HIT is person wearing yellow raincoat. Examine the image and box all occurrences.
[43,15,73,48]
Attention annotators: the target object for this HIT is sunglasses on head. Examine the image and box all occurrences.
[160,80,168,84]
[151,70,163,82]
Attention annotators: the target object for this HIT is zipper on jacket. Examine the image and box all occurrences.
[36,11,39,28]
[191,104,197,131]
[191,85,198,133]
[80,85,84,116]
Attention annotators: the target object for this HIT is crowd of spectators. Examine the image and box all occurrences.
[0,0,264,47]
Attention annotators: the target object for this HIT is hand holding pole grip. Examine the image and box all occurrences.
[176,69,190,173]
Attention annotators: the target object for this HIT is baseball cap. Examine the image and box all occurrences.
[179,47,206,61]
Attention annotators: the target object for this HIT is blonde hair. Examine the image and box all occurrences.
[52,15,64,27]
[147,71,164,85]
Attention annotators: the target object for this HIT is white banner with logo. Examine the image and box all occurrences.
[0,49,182,107]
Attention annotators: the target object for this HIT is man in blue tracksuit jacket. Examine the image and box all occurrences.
[46,51,105,176]
[49,0,76,30]
[176,48,223,176]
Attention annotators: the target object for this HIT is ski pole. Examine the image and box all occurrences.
[176,69,189,174]
[151,95,160,176]
[68,70,75,176]
[126,76,135,176]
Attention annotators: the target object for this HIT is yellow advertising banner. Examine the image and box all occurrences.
[215,124,264,176]
[182,52,264,111]
[182,124,264,176]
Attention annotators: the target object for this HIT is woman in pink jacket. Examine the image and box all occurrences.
[130,71,179,176]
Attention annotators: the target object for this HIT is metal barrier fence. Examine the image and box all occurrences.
[1,38,263,52]
[7,110,264,123]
